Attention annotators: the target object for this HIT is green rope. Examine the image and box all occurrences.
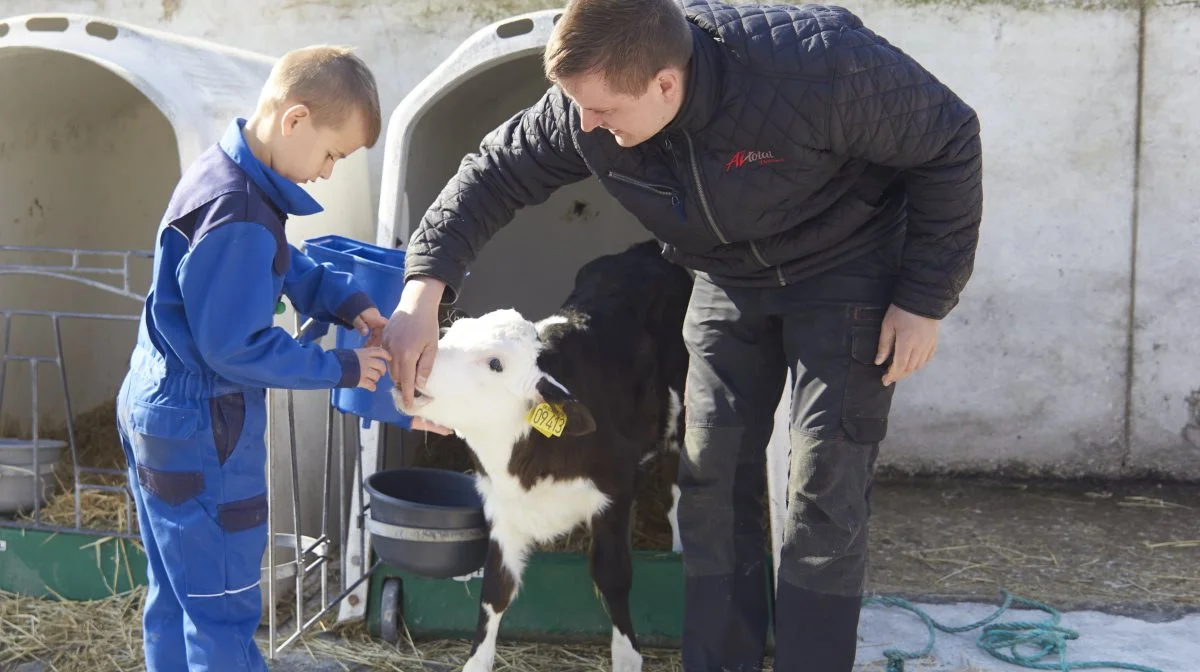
[861,591,1163,672]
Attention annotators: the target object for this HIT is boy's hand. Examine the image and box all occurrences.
[354,347,392,392]
[354,307,389,347]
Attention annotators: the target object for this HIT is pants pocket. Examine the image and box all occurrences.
[841,322,896,444]
[210,392,247,466]
[127,398,206,506]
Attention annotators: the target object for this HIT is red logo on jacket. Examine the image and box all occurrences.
[724,150,784,172]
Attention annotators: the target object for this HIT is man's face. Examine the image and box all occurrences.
[558,69,685,148]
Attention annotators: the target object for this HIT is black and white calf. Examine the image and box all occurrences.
[394,240,693,672]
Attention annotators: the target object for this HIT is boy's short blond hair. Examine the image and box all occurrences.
[258,45,382,147]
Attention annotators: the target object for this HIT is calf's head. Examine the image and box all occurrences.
[393,309,596,441]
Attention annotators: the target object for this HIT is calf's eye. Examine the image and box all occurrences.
[488,358,504,373]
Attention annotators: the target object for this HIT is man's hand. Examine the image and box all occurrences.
[354,307,389,347]
[380,277,445,408]
[875,304,940,387]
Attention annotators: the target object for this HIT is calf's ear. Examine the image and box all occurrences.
[535,375,596,437]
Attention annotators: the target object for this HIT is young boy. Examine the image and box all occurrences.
[115,45,395,671]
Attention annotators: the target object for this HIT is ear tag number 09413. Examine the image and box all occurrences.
[527,402,567,438]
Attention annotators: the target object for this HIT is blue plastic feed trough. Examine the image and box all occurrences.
[303,234,410,427]
[364,468,490,579]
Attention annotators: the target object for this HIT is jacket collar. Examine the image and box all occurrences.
[218,118,324,218]
[664,22,724,134]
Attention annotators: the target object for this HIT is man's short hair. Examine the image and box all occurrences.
[258,45,382,147]
[544,0,694,97]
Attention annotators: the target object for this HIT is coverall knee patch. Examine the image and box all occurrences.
[218,493,268,533]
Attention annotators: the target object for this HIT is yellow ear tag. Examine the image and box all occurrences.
[527,402,568,438]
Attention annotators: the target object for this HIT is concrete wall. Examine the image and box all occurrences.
[1,0,1196,480]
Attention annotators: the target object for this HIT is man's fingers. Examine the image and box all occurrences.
[415,343,436,390]
[397,352,418,407]
[875,323,896,366]
[883,336,912,386]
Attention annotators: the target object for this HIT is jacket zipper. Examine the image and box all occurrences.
[607,171,685,224]
[682,132,786,285]
[682,131,729,247]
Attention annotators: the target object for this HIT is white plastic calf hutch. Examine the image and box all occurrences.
[366,9,792,641]
[0,13,373,645]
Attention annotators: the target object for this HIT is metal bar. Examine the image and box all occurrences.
[77,484,129,494]
[0,265,128,275]
[0,244,151,257]
[2,355,57,363]
[287,311,305,633]
[30,359,41,525]
[266,389,277,657]
[0,313,10,421]
[271,559,381,655]
[52,316,83,530]
[321,396,334,612]
[78,466,126,476]
[0,270,146,301]
[286,388,304,630]
[0,309,139,321]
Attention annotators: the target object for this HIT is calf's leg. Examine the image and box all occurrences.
[464,538,522,672]
[589,501,642,672]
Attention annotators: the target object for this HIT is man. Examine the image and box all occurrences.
[382,1,982,670]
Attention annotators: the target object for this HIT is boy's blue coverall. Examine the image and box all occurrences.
[116,118,373,671]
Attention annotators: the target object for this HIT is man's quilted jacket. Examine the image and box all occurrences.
[404,1,982,320]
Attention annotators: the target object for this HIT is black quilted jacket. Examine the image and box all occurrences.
[405,1,982,319]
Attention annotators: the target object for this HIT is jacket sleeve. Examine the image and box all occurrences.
[404,85,593,303]
[825,29,983,320]
[283,246,376,328]
[178,222,360,389]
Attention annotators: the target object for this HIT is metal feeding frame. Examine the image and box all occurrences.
[0,243,374,657]
[0,244,148,539]
[262,313,382,657]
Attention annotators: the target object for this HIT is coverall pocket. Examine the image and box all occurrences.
[128,399,206,506]
[210,392,247,466]
[841,321,896,444]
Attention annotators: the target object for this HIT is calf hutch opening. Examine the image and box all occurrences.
[0,16,377,644]
[0,34,180,534]
[371,10,778,646]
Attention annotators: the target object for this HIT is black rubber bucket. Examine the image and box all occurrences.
[364,467,489,579]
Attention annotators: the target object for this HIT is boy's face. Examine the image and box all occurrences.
[272,104,368,184]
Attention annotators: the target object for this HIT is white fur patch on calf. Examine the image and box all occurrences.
[662,388,682,451]
[476,473,611,581]
[611,626,644,672]
[463,603,502,672]
[668,484,682,554]
[535,314,571,331]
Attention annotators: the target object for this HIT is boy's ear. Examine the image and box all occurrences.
[280,104,311,136]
